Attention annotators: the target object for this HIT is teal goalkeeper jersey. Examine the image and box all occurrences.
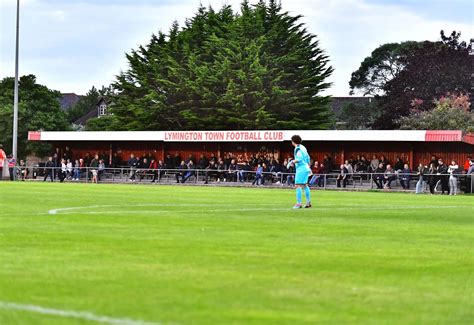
[294,144,311,172]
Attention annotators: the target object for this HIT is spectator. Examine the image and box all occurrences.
[379,155,389,169]
[373,163,386,189]
[0,144,6,180]
[217,159,227,182]
[238,161,251,182]
[415,163,429,194]
[111,152,122,168]
[323,155,334,172]
[344,160,353,174]
[128,154,138,182]
[383,164,397,189]
[204,160,218,184]
[63,146,73,162]
[336,164,349,188]
[66,159,73,180]
[430,155,439,168]
[252,163,264,186]
[369,155,379,172]
[175,161,188,183]
[59,158,67,182]
[19,159,28,181]
[198,154,209,170]
[90,154,99,184]
[44,157,54,182]
[437,159,449,195]
[173,153,182,169]
[164,154,174,169]
[228,159,238,182]
[309,161,323,187]
[157,160,166,182]
[98,159,105,181]
[393,157,404,171]
[7,155,16,181]
[73,159,81,181]
[181,160,195,183]
[428,162,438,194]
[149,158,158,183]
[448,160,459,196]
[464,156,472,172]
[399,164,411,189]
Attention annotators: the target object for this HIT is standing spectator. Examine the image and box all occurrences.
[198,154,209,170]
[0,144,6,180]
[7,155,16,181]
[63,146,73,162]
[379,155,389,169]
[336,164,349,188]
[430,155,439,168]
[98,159,105,181]
[448,160,459,196]
[464,156,472,172]
[90,154,99,184]
[149,158,158,183]
[238,161,251,182]
[73,159,81,181]
[369,155,379,172]
[173,153,182,170]
[181,160,195,183]
[415,163,428,194]
[252,163,264,186]
[428,163,438,194]
[58,159,67,182]
[66,159,73,180]
[204,160,217,184]
[437,159,449,195]
[323,155,334,172]
[44,157,54,182]
[399,164,411,189]
[128,154,138,182]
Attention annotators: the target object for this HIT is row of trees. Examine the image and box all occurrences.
[0,1,472,158]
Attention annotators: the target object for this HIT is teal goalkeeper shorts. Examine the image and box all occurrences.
[295,170,310,185]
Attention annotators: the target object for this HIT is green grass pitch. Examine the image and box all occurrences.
[0,182,473,324]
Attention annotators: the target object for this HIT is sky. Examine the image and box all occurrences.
[0,0,472,96]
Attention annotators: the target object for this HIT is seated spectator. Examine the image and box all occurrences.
[373,163,386,189]
[344,160,353,175]
[238,161,251,182]
[198,154,209,170]
[336,164,349,188]
[399,163,411,189]
[379,155,389,169]
[309,161,323,187]
[181,160,195,183]
[217,159,227,182]
[383,164,397,189]
[394,157,404,172]
[175,161,188,183]
[355,156,368,173]
[73,159,80,181]
[204,160,218,184]
[369,155,379,172]
[227,159,238,182]
[66,159,73,180]
[18,159,28,181]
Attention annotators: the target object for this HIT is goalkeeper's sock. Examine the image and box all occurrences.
[296,187,302,204]
[304,185,311,203]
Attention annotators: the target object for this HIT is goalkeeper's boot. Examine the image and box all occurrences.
[292,204,302,209]
[304,202,312,208]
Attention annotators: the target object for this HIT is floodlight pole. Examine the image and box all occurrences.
[12,0,20,161]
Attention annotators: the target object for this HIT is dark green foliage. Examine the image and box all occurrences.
[84,115,117,131]
[112,1,333,130]
[0,75,70,158]
[336,101,382,130]
[67,86,108,124]
[350,31,471,129]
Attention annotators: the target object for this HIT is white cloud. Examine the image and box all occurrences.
[0,0,472,96]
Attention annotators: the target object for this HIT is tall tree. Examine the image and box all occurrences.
[111,1,333,130]
[349,31,471,129]
[0,75,70,158]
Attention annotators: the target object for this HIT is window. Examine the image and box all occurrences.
[99,104,107,116]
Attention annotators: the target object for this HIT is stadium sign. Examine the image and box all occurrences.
[164,131,285,142]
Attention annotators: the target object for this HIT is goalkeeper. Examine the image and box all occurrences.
[289,135,312,209]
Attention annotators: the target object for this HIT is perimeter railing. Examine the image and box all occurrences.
[3,166,474,193]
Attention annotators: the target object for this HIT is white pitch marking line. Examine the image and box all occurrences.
[0,301,159,325]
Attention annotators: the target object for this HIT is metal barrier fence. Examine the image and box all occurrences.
[4,165,474,193]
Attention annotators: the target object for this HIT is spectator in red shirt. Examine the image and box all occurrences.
[309,161,323,187]
[464,156,472,172]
